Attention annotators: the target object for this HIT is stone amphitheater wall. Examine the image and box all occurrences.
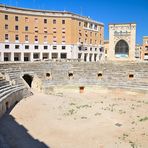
[0,61,148,117]
[0,88,30,118]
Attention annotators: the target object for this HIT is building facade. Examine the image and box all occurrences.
[141,36,148,61]
[108,23,136,61]
[0,5,104,62]
[135,44,142,60]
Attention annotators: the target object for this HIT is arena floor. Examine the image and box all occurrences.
[0,88,148,148]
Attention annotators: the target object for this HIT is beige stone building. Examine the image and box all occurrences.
[103,40,109,60]
[0,5,104,62]
[141,36,148,61]
[135,44,142,60]
[108,23,136,61]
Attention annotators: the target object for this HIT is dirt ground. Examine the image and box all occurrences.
[0,88,148,148]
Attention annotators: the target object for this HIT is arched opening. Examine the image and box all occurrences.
[5,102,9,111]
[68,72,73,77]
[79,86,85,93]
[129,74,134,79]
[46,73,51,77]
[68,72,74,79]
[115,40,129,58]
[98,73,103,78]
[23,74,33,87]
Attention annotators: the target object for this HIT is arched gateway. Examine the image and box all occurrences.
[23,74,33,87]
[115,40,129,58]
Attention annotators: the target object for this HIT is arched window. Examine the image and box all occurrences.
[115,40,129,58]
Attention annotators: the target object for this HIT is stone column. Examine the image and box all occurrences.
[1,52,4,62]
[11,52,14,61]
[30,52,34,62]
[21,52,24,62]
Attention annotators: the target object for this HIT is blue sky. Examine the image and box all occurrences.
[0,0,147,44]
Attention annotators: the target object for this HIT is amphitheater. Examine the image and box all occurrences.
[0,61,148,148]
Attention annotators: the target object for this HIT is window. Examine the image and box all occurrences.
[90,48,92,51]
[5,45,9,49]
[5,15,8,20]
[44,36,47,42]
[34,18,38,23]
[44,19,47,24]
[25,35,28,42]
[44,27,48,33]
[35,36,38,42]
[61,53,67,59]
[79,22,81,26]
[53,36,57,42]
[84,22,88,27]
[15,35,19,41]
[94,24,98,30]
[5,24,8,30]
[90,32,92,36]
[33,53,39,59]
[44,46,48,50]
[5,34,9,40]
[90,39,92,44]
[15,45,19,49]
[53,28,56,33]
[25,45,29,49]
[15,16,19,21]
[62,20,65,24]
[35,27,38,33]
[15,25,19,30]
[53,46,57,50]
[62,46,66,50]
[90,23,93,29]
[34,45,38,49]
[25,26,29,31]
[52,53,58,59]
[62,28,65,33]
[53,19,56,24]
[25,17,29,22]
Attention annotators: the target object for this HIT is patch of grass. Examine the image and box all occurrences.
[76,104,92,109]
[139,116,148,122]
[69,103,76,106]
[129,141,137,148]
[81,116,87,119]
[94,113,101,116]
[68,109,75,115]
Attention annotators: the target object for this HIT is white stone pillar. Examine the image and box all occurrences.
[21,52,24,62]
[11,52,14,61]
[40,52,43,60]
[92,54,94,62]
[86,53,89,62]
[30,52,34,62]
[81,53,84,61]
[1,52,4,62]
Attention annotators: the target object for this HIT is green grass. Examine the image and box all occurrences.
[139,116,148,122]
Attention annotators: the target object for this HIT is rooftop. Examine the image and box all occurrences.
[0,4,104,26]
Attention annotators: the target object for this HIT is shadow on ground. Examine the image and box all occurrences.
[0,108,50,148]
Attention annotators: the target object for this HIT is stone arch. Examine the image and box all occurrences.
[115,40,129,58]
[23,74,33,87]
